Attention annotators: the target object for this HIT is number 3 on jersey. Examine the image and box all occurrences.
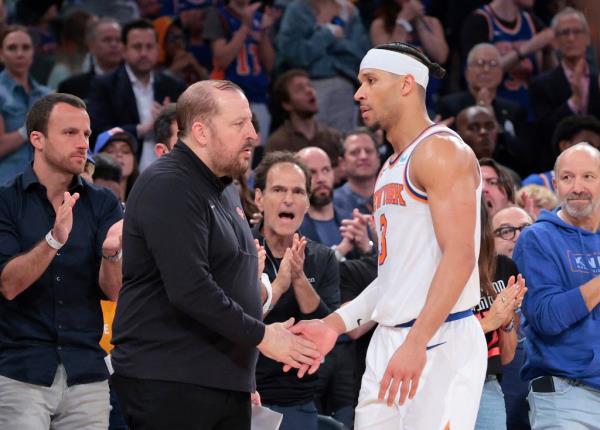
[378,214,388,265]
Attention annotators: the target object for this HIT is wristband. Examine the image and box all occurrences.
[331,245,346,262]
[261,273,273,314]
[395,18,413,33]
[45,230,65,250]
[102,249,122,262]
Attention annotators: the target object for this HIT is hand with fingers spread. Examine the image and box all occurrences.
[52,192,80,244]
[257,318,320,370]
[378,338,426,406]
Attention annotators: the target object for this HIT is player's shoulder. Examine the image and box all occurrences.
[415,129,475,164]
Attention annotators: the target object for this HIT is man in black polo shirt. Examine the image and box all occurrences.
[111,80,320,430]
[0,93,124,429]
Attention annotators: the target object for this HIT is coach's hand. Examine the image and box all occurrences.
[379,339,427,406]
[257,318,320,369]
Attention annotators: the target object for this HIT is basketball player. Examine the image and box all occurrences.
[290,43,487,429]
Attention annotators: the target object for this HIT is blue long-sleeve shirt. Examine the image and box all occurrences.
[513,208,600,389]
[276,0,369,82]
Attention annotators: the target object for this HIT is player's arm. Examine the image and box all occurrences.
[406,135,480,348]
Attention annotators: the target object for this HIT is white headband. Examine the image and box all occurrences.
[360,48,429,89]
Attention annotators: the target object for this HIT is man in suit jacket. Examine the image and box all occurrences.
[57,18,123,101]
[530,7,600,170]
[87,19,186,170]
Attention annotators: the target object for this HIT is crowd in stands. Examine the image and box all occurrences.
[1,0,600,429]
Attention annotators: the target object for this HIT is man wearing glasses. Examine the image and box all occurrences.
[530,7,600,171]
[492,206,533,258]
[513,143,600,428]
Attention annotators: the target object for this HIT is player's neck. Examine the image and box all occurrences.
[387,117,435,156]
[490,0,518,22]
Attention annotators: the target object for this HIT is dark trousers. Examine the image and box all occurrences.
[112,374,251,430]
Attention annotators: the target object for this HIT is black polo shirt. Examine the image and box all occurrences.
[0,165,123,386]
[111,141,265,393]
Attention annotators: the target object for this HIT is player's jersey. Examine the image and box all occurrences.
[476,5,538,113]
[370,124,482,325]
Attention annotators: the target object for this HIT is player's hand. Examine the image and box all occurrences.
[52,192,80,244]
[257,318,320,369]
[102,219,123,259]
[379,338,427,406]
[284,319,339,377]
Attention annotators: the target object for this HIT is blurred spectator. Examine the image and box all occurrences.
[57,17,123,100]
[297,146,372,261]
[266,69,343,182]
[93,127,139,203]
[457,105,527,175]
[160,19,208,85]
[62,0,140,24]
[15,0,61,84]
[92,152,123,199]
[252,151,340,430]
[516,184,558,219]
[529,7,600,170]
[438,43,527,141]
[370,0,448,63]
[153,102,177,157]
[334,128,380,215]
[46,9,94,90]
[204,0,280,143]
[0,25,51,185]
[177,0,212,72]
[87,19,185,170]
[480,157,517,217]
[136,0,162,20]
[370,0,448,109]
[522,115,600,192]
[276,0,370,133]
[513,143,600,429]
[474,200,524,430]
[460,0,556,112]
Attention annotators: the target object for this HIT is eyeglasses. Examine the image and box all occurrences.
[556,28,586,38]
[493,224,531,240]
[469,59,500,69]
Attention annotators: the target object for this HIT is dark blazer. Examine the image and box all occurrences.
[87,64,185,152]
[57,70,96,101]
[530,64,600,169]
[436,91,526,135]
